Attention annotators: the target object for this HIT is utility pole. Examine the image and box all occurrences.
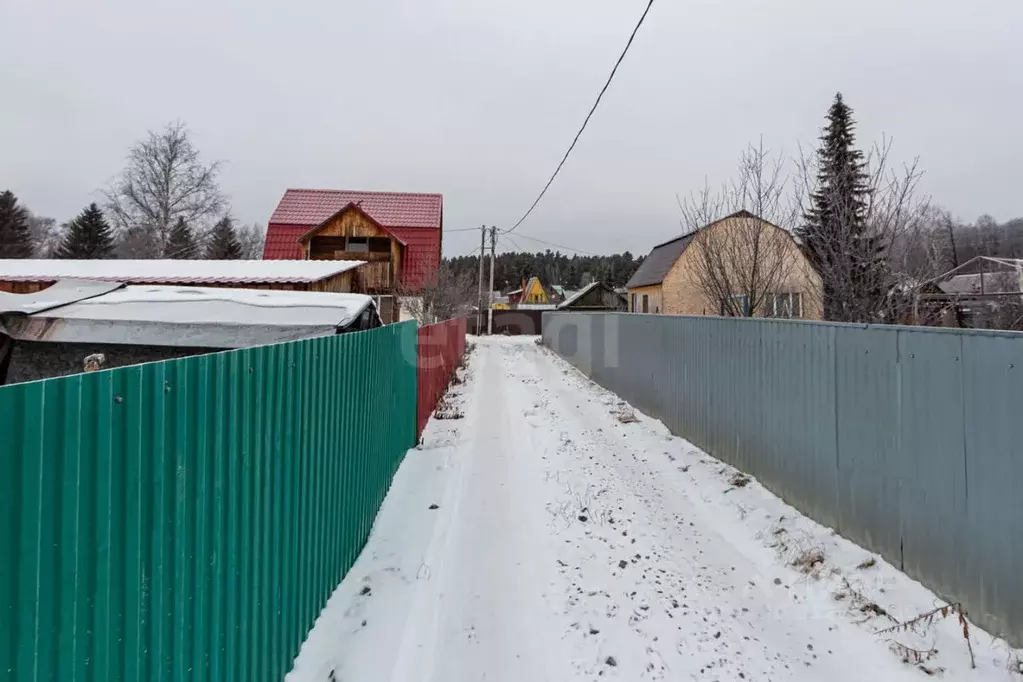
[477,224,486,334]
[488,226,497,335]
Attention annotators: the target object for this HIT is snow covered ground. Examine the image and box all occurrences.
[287,336,1022,682]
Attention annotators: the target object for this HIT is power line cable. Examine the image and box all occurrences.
[513,232,599,256]
[446,243,484,259]
[501,233,527,253]
[504,0,656,235]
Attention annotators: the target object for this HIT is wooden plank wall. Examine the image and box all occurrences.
[301,208,404,293]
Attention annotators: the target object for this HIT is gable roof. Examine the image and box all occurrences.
[626,233,698,288]
[264,189,444,288]
[296,203,408,246]
[522,276,548,300]
[558,281,628,310]
[625,210,763,289]
[269,189,442,229]
[557,281,601,308]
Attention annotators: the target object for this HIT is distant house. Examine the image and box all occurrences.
[915,256,1023,329]
[556,282,628,312]
[508,277,549,307]
[548,285,579,305]
[626,210,822,319]
[0,259,365,294]
[264,189,443,320]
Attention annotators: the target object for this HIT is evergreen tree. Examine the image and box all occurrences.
[797,93,882,321]
[205,216,243,259]
[165,217,197,259]
[54,203,115,259]
[0,190,34,258]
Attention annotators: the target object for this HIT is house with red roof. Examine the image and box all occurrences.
[264,190,443,319]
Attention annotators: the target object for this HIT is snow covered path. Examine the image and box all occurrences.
[288,336,1020,682]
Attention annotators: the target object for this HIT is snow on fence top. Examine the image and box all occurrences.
[0,259,366,284]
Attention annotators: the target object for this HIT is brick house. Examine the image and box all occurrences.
[626,210,823,319]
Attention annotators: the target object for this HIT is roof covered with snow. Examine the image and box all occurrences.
[0,259,365,284]
[556,282,601,309]
[1,284,377,348]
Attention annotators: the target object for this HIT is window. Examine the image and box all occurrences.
[720,294,749,317]
[766,292,802,319]
[631,294,637,312]
[642,295,649,313]
[346,237,369,253]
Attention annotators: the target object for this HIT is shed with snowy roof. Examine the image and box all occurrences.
[0,258,366,295]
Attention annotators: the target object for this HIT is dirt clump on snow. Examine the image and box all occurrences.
[729,472,751,488]
[791,547,826,574]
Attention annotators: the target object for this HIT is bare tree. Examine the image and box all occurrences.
[105,121,225,258]
[236,222,266,259]
[398,265,477,324]
[679,140,803,317]
[26,212,61,258]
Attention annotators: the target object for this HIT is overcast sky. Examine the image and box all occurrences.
[2,0,1021,258]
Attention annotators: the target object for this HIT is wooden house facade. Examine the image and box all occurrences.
[299,205,404,291]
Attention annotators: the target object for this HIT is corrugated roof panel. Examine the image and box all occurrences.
[0,259,364,284]
[268,189,442,228]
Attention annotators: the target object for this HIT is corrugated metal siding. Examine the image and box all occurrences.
[389,228,441,289]
[0,322,417,682]
[263,224,440,290]
[416,317,467,438]
[543,312,1023,646]
[262,223,306,259]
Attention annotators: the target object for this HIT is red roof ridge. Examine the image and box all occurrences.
[283,188,443,198]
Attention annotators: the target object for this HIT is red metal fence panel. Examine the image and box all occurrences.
[416,317,467,438]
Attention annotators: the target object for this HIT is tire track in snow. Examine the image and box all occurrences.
[508,340,940,681]
[288,338,1018,682]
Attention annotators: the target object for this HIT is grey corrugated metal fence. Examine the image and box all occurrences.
[543,312,1023,646]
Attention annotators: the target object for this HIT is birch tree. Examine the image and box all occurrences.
[105,121,225,258]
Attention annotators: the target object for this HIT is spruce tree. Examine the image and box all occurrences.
[205,216,243,259]
[797,93,881,321]
[54,203,115,259]
[165,217,197,259]
[0,190,34,258]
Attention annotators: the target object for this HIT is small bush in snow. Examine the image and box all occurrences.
[729,472,752,488]
[614,405,639,424]
[790,546,826,575]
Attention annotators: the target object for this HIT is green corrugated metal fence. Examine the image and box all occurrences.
[0,322,417,682]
